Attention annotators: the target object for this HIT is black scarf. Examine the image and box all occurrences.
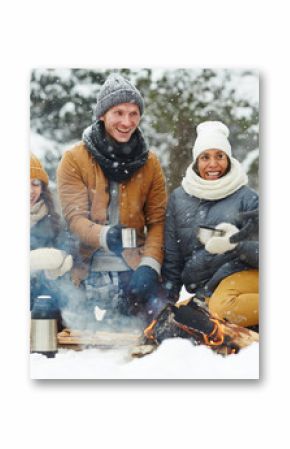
[82,121,149,182]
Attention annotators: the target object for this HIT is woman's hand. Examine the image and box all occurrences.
[45,254,73,279]
[205,222,239,254]
[30,248,73,279]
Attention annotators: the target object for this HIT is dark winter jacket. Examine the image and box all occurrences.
[161,185,259,299]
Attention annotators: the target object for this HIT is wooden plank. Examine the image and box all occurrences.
[57,329,142,348]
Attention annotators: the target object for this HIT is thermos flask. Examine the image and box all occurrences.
[30,295,58,358]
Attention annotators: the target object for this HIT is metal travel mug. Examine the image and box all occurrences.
[197,225,225,244]
[122,228,137,248]
[30,295,58,358]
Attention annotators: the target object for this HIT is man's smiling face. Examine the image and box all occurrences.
[100,103,141,143]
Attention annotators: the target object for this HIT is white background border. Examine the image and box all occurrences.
[1,1,288,447]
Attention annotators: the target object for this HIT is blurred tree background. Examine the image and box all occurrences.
[30,68,259,192]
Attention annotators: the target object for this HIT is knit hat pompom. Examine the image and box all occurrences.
[193,121,231,161]
[30,153,49,185]
[95,73,144,119]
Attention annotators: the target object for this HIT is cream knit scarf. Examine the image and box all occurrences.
[30,199,48,228]
[181,158,248,200]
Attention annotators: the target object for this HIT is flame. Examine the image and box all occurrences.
[144,319,158,340]
[203,319,224,346]
[174,317,237,353]
[144,312,238,355]
[203,319,238,354]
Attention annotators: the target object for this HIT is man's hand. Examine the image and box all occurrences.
[161,280,180,304]
[106,225,124,256]
[127,266,159,302]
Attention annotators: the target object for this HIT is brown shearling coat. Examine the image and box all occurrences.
[57,142,167,283]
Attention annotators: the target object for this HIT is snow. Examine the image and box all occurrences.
[59,101,76,118]
[71,83,98,98]
[30,130,76,161]
[242,148,259,173]
[30,132,58,161]
[30,339,259,380]
[234,106,254,120]
[30,287,259,379]
[232,72,259,105]
[30,131,69,160]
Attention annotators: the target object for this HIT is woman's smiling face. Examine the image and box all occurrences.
[197,149,229,180]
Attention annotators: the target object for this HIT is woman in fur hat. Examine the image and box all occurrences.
[162,121,259,328]
[30,154,73,316]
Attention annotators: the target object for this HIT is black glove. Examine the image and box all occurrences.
[106,225,123,256]
[161,280,180,303]
[127,266,159,302]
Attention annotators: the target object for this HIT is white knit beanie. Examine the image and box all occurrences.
[192,121,232,161]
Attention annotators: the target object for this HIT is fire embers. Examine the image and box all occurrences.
[173,317,240,356]
[144,304,186,343]
[143,300,259,356]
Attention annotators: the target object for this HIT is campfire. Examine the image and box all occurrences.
[143,302,258,356]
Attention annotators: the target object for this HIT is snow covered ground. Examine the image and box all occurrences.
[30,339,259,380]
[30,288,259,380]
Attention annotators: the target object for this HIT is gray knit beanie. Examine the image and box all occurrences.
[95,73,144,119]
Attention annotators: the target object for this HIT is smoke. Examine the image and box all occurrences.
[32,269,164,342]
[59,276,146,336]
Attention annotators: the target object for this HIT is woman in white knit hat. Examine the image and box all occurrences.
[161,121,259,329]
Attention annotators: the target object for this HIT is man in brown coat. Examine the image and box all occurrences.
[57,73,167,325]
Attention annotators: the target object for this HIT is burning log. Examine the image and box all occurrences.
[173,317,259,356]
[139,300,259,357]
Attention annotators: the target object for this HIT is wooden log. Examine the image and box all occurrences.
[57,329,142,348]
[131,344,156,358]
[211,320,259,355]
[173,316,259,355]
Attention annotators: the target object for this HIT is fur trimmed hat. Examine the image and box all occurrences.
[192,121,232,161]
[30,153,49,185]
[95,73,144,119]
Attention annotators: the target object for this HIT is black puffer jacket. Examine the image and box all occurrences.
[162,185,259,298]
